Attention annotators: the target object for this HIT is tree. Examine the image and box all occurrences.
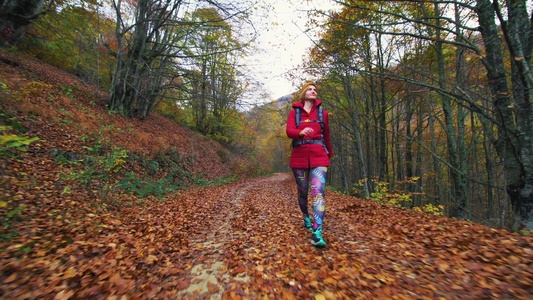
[474,0,533,229]
[107,0,250,121]
[428,2,469,220]
[18,4,116,87]
[308,0,533,228]
[108,0,186,119]
[0,0,46,47]
[182,8,244,139]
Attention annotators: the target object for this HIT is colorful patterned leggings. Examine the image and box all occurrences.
[292,166,328,230]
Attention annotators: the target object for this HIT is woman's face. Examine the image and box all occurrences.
[305,85,317,101]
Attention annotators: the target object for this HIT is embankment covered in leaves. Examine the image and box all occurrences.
[0,51,250,181]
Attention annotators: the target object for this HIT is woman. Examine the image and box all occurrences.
[286,82,333,247]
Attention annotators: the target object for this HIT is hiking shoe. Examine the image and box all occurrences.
[303,216,313,231]
[311,227,326,247]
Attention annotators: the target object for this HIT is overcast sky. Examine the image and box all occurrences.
[246,0,339,102]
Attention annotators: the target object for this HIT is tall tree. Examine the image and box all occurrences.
[18,4,116,86]
[182,8,244,140]
[426,2,469,219]
[108,0,248,120]
[475,0,533,228]
[310,0,533,228]
[108,0,185,119]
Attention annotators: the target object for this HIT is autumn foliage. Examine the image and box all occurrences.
[0,50,532,299]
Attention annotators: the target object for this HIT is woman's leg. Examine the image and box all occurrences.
[291,168,310,217]
[310,166,328,230]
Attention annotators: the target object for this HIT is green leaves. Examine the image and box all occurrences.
[0,126,39,155]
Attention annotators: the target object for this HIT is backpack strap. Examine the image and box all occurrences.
[316,106,328,155]
[295,107,302,128]
[316,106,324,138]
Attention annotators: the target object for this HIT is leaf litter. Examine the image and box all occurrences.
[0,51,532,299]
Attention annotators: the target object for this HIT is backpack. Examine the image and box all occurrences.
[291,106,329,155]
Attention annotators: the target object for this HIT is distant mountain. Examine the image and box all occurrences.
[272,94,294,109]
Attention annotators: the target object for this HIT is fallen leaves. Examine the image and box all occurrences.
[0,51,532,299]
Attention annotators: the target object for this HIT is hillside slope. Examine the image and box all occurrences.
[0,49,247,267]
[0,50,238,179]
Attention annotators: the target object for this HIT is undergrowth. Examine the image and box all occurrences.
[350,177,444,216]
[57,140,237,203]
[0,124,39,232]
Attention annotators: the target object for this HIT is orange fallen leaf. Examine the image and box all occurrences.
[4,273,17,283]
[63,268,77,279]
[176,278,190,289]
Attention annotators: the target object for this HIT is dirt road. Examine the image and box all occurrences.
[170,173,532,299]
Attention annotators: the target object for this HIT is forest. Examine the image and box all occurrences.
[2,0,532,229]
[0,0,533,298]
[257,0,533,231]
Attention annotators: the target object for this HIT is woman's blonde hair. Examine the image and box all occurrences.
[299,82,317,102]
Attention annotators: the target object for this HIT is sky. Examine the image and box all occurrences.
[246,0,339,102]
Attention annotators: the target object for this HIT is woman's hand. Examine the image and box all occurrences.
[299,127,315,138]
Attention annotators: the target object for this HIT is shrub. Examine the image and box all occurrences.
[414,204,445,215]
[356,178,413,207]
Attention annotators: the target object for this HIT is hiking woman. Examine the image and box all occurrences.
[286,82,333,247]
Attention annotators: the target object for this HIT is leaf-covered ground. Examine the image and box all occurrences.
[1,173,532,299]
[1,51,533,299]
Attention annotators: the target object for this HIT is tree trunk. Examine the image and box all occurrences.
[405,83,414,188]
[454,2,470,220]
[0,0,45,47]
[376,33,388,181]
[415,102,424,207]
[434,2,469,219]
[343,74,370,198]
[363,34,376,184]
[427,93,444,208]
[475,0,533,229]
